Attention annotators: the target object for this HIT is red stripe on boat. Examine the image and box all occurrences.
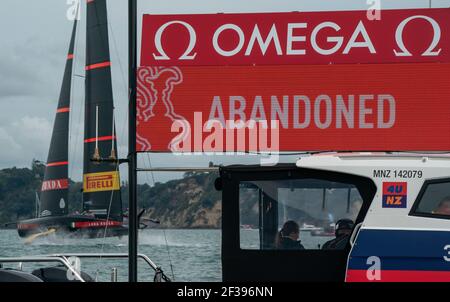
[85,61,111,71]
[18,223,39,230]
[346,269,450,282]
[87,0,94,3]
[84,135,116,143]
[73,220,122,229]
[57,107,70,113]
[47,161,69,167]
[67,54,74,60]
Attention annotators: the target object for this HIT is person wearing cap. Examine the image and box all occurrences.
[321,219,354,250]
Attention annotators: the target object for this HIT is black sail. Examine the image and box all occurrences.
[83,0,123,221]
[39,19,78,218]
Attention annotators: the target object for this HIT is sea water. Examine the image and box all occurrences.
[0,229,329,282]
[0,229,221,282]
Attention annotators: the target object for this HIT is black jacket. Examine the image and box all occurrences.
[279,237,305,250]
[321,234,350,250]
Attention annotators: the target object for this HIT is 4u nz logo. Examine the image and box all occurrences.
[382,182,407,208]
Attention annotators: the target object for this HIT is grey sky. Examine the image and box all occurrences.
[0,0,448,184]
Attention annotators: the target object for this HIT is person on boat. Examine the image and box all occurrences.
[275,220,305,250]
[321,219,354,250]
[432,196,450,215]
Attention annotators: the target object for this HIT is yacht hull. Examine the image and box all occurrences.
[17,215,127,239]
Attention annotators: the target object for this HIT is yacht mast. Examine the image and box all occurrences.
[128,0,138,283]
[84,0,123,220]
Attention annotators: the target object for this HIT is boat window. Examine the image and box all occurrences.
[411,180,450,219]
[239,178,363,250]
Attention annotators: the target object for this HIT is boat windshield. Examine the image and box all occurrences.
[411,179,450,219]
[239,178,363,250]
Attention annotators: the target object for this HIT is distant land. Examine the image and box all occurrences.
[0,160,222,229]
[0,161,361,230]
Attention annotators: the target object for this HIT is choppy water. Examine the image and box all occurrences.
[0,229,222,282]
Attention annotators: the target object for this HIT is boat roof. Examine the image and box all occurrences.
[296,152,450,169]
[221,152,450,171]
[218,152,450,177]
[308,151,450,158]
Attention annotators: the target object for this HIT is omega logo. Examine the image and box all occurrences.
[153,20,197,60]
[394,15,442,57]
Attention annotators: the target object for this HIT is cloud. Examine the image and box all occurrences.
[0,49,46,98]
[0,116,51,167]
[0,128,22,152]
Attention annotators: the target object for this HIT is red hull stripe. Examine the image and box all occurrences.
[73,221,122,229]
[346,269,450,282]
[18,223,40,230]
[85,61,111,71]
[84,136,116,143]
[47,161,69,167]
[57,107,70,113]
[87,0,94,3]
[67,54,74,60]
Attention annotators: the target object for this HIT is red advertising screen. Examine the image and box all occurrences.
[137,9,450,152]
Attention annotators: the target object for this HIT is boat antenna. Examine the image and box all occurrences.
[163,229,176,280]
[142,154,174,279]
[93,105,101,161]
[110,107,117,160]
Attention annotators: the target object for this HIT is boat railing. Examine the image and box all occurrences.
[0,253,171,282]
[0,256,85,282]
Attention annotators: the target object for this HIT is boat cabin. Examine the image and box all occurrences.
[218,153,450,281]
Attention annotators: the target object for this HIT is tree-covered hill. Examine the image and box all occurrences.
[0,161,222,228]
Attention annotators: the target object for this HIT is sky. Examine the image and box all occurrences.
[0,0,448,184]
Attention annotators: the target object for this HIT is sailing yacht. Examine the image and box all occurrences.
[17,0,126,239]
